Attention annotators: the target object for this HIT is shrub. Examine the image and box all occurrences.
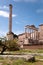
[6,39,19,51]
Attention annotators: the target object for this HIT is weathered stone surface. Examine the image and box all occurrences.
[25,56,35,62]
[0,63,3,65]
[0,55,35,62]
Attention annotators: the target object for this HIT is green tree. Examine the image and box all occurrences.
[6,39,19,51]
[0,38,19,54]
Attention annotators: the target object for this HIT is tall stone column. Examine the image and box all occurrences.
[32,29,33,40]
[6,4,14,40]
[9,4,12,33]
[25,27,27,38]
[30,28,31,39]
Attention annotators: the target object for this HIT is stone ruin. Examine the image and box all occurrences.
[18,24,43,46]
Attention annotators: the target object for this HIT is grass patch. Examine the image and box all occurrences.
[0,49,43,55]
[35,56,43,59]
[0,58,43,65]
[0,57,4,60]
[9,49,43,54]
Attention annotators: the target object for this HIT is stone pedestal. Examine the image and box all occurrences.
[24,38,29,45]
[6,32,14,40]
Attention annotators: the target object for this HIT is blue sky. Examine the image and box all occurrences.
[0,0,43,36]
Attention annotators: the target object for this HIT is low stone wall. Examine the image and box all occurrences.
[0,55,35,62]
[23,45,43,49]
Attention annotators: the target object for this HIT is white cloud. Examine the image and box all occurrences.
[16,21,19,24]
[0,31,6,37]
[15,21,21,24]
[14,30,24,35]
[14,0,22,2]
[13,0,37,2]
[0,10,16,18]
[36,9,43,13]
[24,0,37,2]
[12,14,16,17]
[0,5,9,10]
